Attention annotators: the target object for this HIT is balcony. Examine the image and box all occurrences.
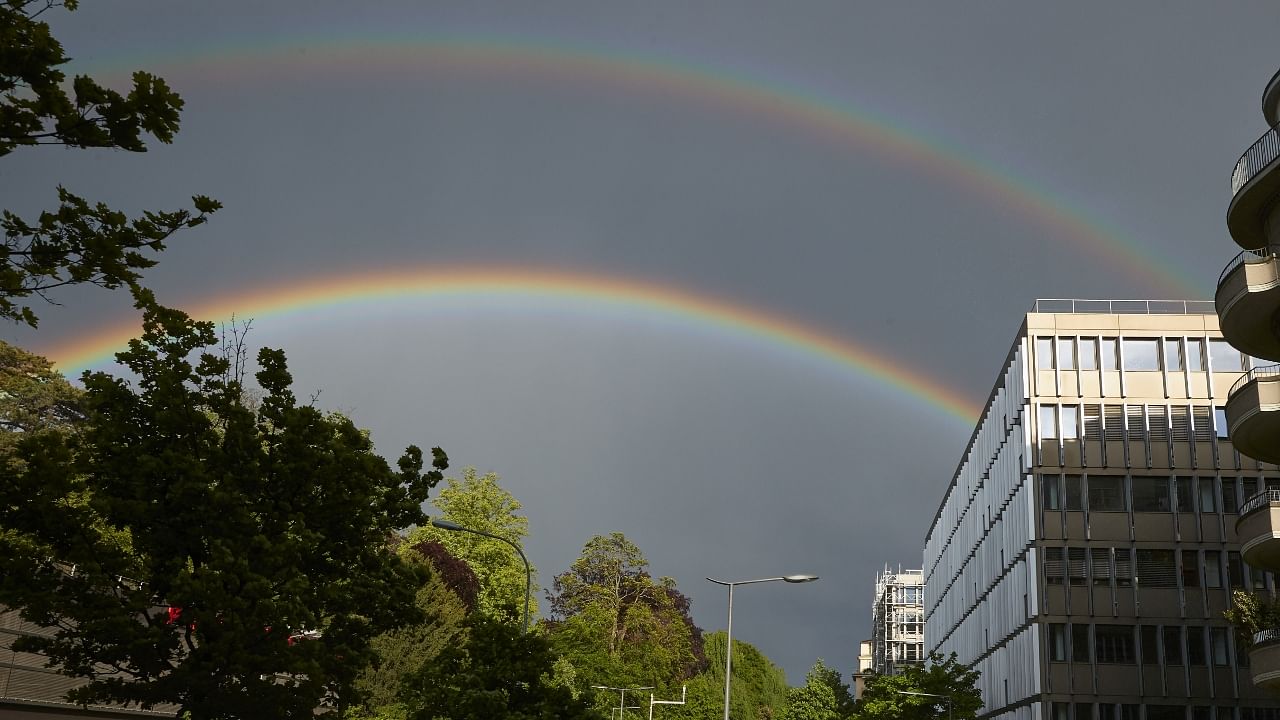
[1229,124,1280,250]
[1239,490,1280,571]
[1226,366,1280,466]
[1265,67,1280,127]
[1216,247,1280,363]
[1250,629,1280,691]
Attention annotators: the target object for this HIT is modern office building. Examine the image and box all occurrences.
[923,301,1280,720]
[1221,67,1280,693]
[870,565,925,676]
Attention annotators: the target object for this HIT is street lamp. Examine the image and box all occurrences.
[896,690,953,720]
[592,685,653,720]
[429,517,532,633]
[706,575,818,720]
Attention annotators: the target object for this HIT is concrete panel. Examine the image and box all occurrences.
[1066,513,1086,539]
[1103,371,1122,396]
[1082,374,1102,397]
[1090,512,1132,542]
[1129,443,1149,469]
[1069,588,1090,616]
[1195,442,1216,470]
[1042,511,1064,540]
[1106,441,1126,468]
[1072,666,1095,694]
[1047,587,1068,616]
[1138,589,1181,616]
[1119,315,1207,332]
[1189,667,1213,697]
[1133,513,1173,540]
[1212,669,1237,700]
[1203,518,1223,543]
[1150,442,1172,470]
[1176,512,1200,542]
[1049,663,1070,694]
[1174,443,1193,469]
[1165,668,1189,697]
[1096,665,1140,695]
[1169,380,1189,400]
[1036,370,1056,396]
[1127,373,1166,397]
[1060,374,1079,397]
[1189,373,1210,398]
[1063,441,1082,469]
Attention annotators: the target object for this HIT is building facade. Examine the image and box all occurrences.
[1220,67,1280,693]
[870,566,925,676]
[923,301,1280,720]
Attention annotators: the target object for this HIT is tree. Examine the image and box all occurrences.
[1225,589,1280,649]
[0,338,84,452]
[0,290,449,719]
[853,653,982,720]
[661,632,789,720]
[397,613,604,720]
[407,467,538,624]
[779,659,845,720]
[1,0,220,326]
[544,532,706,705]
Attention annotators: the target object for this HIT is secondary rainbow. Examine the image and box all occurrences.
[42,267,982,425]
[82,32,1202,297]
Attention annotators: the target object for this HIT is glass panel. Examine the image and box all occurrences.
[1132,476,1172,512]
[1101,338,1119,370]
[1229,552,1244,588]
[1072,623,1091,662]
[1058,337,1077,370]
[1222,478,1239,514]
[1136,549,1178,587]
[1123,338,1160,371]
[1065,475,1084,511]
[1095,625,1136,663]
[1176,477,1194,512]
[1141,625,1159,664]
[1037,337,1054,370]
[1163,626,1183,665]
[1205,552,1222,589]
[1045,547,1065,585]
[1049,624,1067,661]
[1042,474,1062,511]
[1187,339,1206,371]
[1040,405,1058,439]
[1211,627,1229,665]
[1165,339,1184,371]
[1181,550,1200,588]
[1187,626,1206,666]
[1209,339,1244,372]
[1080,337,1099,370]
[1215,407,1229,439]
[1088,477,1124,511]
[1199,478,1218,513]
[1061,405,1080,439]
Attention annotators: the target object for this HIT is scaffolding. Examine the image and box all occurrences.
[870,565,924,676]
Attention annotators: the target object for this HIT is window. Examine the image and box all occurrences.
[1058,337,1077,370]
[1141,625,1159,664]
[1061,405,1080,439]
[1076,705,1093,720]
[1123,338,1161,370]
[1210,339,1246,372]
[1181,550,1200,588]
[1229,552,1244,588]
[1176,477,1194,512]
[1042,474,1062,510]
[1037,337,1055,370]
[1049,624,1067,661]
[1165,339,1185,371]
[1045,547,1065,585]
[1080,337,1099,370]
[1132,476,1172,512]
[1101,338,1119,370]
[1065,475,1084,511]
[1215,407,1229,439]
[1040,405,1058,439]
[1114,548,1133,587]
[1211,627,1230,666]
[1136,549,1177,587]
[1187,626,1206,666]
[1089,477,1125,511]
[1068,547,1087,586]
[1164,626,1183,665]
[1205,552,1223,589]
[1199,478,1218,513]
[1072,623,1091,662]
[1147,707,1186,720]
[1223,478,1239,514]
[1095,624,1136,663]
[1092,548,1113,585]
[1188,339,1206,371]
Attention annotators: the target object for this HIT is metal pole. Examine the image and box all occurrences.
[430,518,531,633]
[620,688,626,720]
[723,582,734,720]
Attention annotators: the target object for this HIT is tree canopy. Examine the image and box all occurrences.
[1,0,219,326]
[778,659,851,720]
[854,653,982,720]
[659,632,789,720]
[0,291,448,719]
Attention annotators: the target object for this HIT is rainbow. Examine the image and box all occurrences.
[40,267,983,425]
[79,32,1203,297]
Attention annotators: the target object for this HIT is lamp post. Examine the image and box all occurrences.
[592,685,653,720]
[706,575,818,720]
[429,517,532,633]
[648,685,687,720]
[896,690,953,720]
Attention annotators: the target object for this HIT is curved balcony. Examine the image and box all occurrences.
[1216,247,1280,363]
[1226,365,1280,465]
[1265,68,1280,127]
[1228,124,1280,250]
[1251,628,1280,691]
[1238,490,1280,571]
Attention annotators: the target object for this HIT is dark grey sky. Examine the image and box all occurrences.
[5,1,1279,683]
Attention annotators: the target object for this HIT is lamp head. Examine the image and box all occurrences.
[429,518,464,531]
[783,574,819,583]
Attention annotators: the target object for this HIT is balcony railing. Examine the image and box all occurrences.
[1233,124,1280,196]
[1230,364,1280,397]
[1219,245,1280,287]
[1256,627,1280,647]
[1241,489,1280,518]
[1030,299,1214,315]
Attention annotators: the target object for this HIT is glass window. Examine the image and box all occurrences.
[1072,623,1091,662]
[1042,474,1062,511]
[1165,339,1185,371]
[1092,548,1113,585]
[1045,547,1065,585]
[1215,407,1229,439]
[1037,337,1055,370]
[1205,552,1223,589]
[1088,477,1125,511]
[1076,705,1093,720]
[1068,548,1088,586]
[1211,627,1229,666]
[1164,626,1183,665]
[1223,478,1239,514]
[1141,625,1159,664]
[1114,548,1133,587]
[1187,626,1206,666]
[1137,549,1178,587]
[1040,405,1058,439]
[1132,476,1172,512]
[1147,707,1186,720]
[1065,475,1084,511]
[1176,477,1194,512]
[1181,550,1200,588]
[1209,339,1245,372]
[1200,478,1218,513]
[1101,338,1119,370]
[1049,624,1067,661]
[1061,405,1080,439]
[1095,625,1136,664]
[1123,338,1161,371]
[1187,339,1206,371]
[1052,704,1070,720]
[1058,337,1077,370]
[1119,706,1139,720]
[1080,337,1099,370]
[1229,552,1244,588]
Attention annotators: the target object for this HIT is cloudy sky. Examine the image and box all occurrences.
[5,1,1280,683]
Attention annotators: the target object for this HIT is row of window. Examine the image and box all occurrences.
[1051,705,1279,720]
[1039,404,1227,441]
[892,586,923,604]
[1047,622,1235,667]
[1043,546,1269,591]
[1041,473,1274,514]
[1035,336,1255,373]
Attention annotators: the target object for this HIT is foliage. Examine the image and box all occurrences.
[0,290,448,719]
[406,539,480,611]
[544,532,706,703]
[1,0,220,326]
[1225,589,1280,648]
[0,338,83,452]
[407,467,538,625]
[779,659,849,720]
[352,548,471,719]
[854,653,981,720]
[659,632,788,720]
[397,612,604,720]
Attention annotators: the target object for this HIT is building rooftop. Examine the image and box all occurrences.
[1029,299,1214,315]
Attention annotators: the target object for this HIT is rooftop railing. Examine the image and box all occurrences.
[1230,363,1280,397]
[1030,299,1215,315]
[1240,488,1280,518]
[1233,124,1280,196]
[1218,246,1280,287]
